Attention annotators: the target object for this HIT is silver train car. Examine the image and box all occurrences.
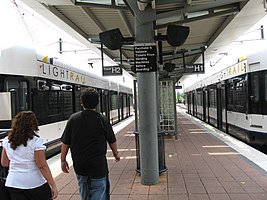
[0,46,134,157]
[184,49,267,150]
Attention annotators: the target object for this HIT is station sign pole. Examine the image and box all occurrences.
[135,18,159,185]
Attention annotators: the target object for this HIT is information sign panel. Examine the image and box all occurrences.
[134,44,157,72]
[102,65,122,76]
[184,64,204,74]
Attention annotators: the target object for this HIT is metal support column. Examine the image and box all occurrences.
[136,19,159,185]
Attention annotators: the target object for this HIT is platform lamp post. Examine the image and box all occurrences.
[59,38,63,54]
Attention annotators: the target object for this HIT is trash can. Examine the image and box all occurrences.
[134,131,167,174]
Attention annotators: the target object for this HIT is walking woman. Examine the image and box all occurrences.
[1,111,58,199]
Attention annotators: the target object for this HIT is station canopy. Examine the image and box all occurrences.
[21,0,266,83]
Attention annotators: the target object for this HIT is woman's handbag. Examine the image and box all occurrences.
[0,145,11,200]
[0,177,11,200]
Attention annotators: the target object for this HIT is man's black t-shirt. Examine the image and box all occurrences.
[61,110,116,178]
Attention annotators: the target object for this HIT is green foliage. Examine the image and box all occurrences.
[176,92,184,103]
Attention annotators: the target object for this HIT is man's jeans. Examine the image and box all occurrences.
[76,174,109,200]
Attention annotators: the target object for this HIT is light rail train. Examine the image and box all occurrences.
[0,46,134,158]
[184,49,267,150]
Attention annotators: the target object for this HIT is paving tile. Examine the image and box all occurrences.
[242,186,265,193]
[70,194,80,200]
[249,193,267,200]
[206,186,226,194]
[148,194,168,200]
[188,193,209,200]
[228,193,252,200]
[208,194,230,200]
[111,195,130,200]
[128,194,148,200]
[53,110,267,200]
[169,194,188,200]
[56,194,73,200]
[149,185,168,195]
[168,185,187,194]
[130,185,149,195]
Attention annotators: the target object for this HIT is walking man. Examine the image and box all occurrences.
[60,88,120,200]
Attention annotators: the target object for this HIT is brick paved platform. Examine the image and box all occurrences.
[53,108,267,200]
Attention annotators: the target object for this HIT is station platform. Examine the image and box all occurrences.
[49,107,267,200]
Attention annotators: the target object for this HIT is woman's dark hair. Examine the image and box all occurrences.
[8,111,39,150]
[81,88,100,109]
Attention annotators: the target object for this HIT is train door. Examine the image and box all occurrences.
[123,93,128,118]
[249,69,263,127]
[217,84,222,130]
[119,93,123,121]
[217,82,227,132]
[73,85,82,112]
[203,89,209,123]
[96,88,102,113]
[192,91,196,116]
[5,78,30,117]
[221,83,228,132]
[202,90,206,121]
[102,90,110,119]
[264,71,267,115]
[188,92,192,114]
[208,85,217,127]
[188,92,192,115]
[196,89,203,120]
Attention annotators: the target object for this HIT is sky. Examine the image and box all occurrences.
[0,0,91,54]
[1,0,267,90]
[0,0,134,87]
[180,14,267,90]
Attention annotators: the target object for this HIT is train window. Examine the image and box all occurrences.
[74,85,82,112]
[265,74,267,102]
[110,91,119,124]
[197,90,203,106]
[226,75,246,113]
[62,90,73,119]
[129,95,134,115]
[51,84,61,91]
[228,86,234,111]
[251,74,259,102]
[37,80,49,91]
[34,80,74,124]
[61,84,72,91]
[47,91,61,121]
[209,88,216,108]
[5,79,29,116]
[101,90,109,116]
[123,94,128,118]
[95,89,101,113]
[234,78,246,113]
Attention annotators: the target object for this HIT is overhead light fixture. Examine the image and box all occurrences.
[99,28,123,50]
[166,25,190,47]
[164,63,176,72]
[137,0,155,11]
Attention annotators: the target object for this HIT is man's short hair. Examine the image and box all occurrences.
[81,88,99,109]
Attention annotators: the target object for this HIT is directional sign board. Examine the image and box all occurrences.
[184,64,204,74]
[102,65,122,76]
[134,44,157,72]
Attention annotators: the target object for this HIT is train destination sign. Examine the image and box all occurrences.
[134,44,157,72]
[102,65,122,76]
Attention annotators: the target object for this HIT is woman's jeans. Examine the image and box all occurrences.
[76,174,110,200]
